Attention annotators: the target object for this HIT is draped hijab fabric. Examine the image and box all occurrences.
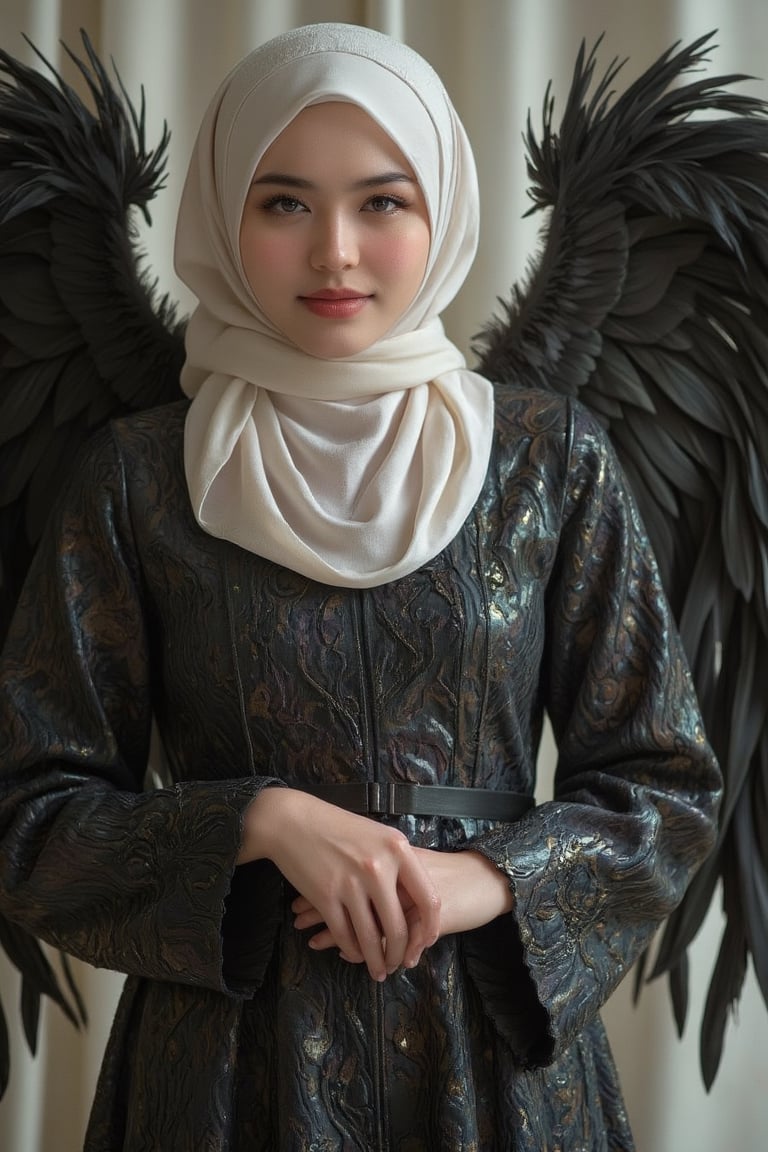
[175,22,494,587]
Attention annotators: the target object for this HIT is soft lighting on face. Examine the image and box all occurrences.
[239,101,431,359]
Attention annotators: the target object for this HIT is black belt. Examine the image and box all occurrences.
[305,781,533,821]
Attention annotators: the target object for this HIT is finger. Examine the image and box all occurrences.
[396,855,441,967]
[367,887,410,973]
[305,930,366,965]
[306,927,337,951]
[345,897,392,981]
[291,894,315,915]
[403,905,421,931]
[293,907,326,931]
[317,905,366,967]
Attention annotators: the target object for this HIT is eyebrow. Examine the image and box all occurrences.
[250,171,416,190]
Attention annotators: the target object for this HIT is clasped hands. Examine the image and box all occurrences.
[238,786,513,983]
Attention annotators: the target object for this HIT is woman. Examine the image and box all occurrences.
[0,23,720,1151]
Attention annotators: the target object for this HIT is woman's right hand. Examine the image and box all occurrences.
[238,787,441,981]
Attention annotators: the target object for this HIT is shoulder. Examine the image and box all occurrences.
[54,400,192,533]
[109,399,190,459]
[488,382,630,531]
[66,399,189,479]
[91,399,192,496]
[493,381,571,437]
[491,384,572,491]
[493,382,610,450]
[493,383,620,481]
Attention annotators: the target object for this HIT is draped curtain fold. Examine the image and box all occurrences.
[0,2,766,1149]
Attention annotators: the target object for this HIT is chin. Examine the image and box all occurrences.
[296,334,378,360]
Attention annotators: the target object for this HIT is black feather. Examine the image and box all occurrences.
[0,29,185,1095]
[0,30,186,643]
[474,32,768,1084]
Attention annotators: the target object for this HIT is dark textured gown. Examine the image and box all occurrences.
[0,385,720,1151]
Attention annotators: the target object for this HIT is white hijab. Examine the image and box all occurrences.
[175,22,494,587]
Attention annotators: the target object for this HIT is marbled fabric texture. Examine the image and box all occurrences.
[0,386,720,1150]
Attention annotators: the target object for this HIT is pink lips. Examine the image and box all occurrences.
[300,289,371,318]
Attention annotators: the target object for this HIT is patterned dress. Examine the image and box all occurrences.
[0,386,720,1150]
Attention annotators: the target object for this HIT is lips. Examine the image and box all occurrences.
[299,289,371,319]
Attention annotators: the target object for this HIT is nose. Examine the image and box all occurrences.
[310,210,358,271]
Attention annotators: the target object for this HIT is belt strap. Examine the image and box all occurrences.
[304,781,533,821]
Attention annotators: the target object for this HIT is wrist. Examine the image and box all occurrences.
[238,785,302,865]
[462,849,514,918]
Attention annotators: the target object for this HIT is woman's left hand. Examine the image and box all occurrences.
[291,847,514,961]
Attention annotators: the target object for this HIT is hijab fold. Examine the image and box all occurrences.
[175,22,494,587]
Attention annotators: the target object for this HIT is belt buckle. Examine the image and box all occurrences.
[366,781,398,816]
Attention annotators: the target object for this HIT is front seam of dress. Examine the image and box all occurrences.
[353,587,390,1149]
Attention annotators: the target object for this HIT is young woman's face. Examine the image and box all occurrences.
[239,102,431,359]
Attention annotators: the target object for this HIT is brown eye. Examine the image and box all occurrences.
[364,194,407,213]
[262,194,308,215]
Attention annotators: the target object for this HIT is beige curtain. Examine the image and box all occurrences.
[0,1,766,1148]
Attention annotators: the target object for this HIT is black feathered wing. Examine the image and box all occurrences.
[0,33,186,1094]
[474,34,768,1089]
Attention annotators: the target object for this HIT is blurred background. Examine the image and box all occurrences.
[0,1,766,1149]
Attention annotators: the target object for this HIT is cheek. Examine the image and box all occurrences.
[371,225,430,286]
[239,224,292,290]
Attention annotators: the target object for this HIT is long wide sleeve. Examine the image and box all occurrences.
[464,396,721,1066]
[0,417,282,996]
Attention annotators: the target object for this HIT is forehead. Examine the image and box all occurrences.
[254,101,415,176]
